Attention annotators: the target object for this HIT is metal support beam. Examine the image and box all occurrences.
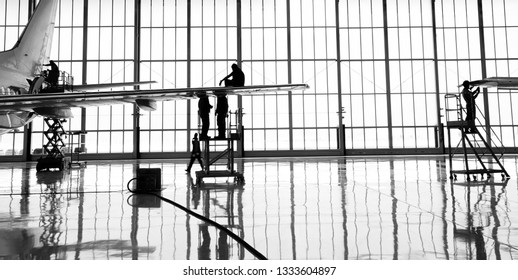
[28,0,36,16]
[236,0,243,157]
[286,0,293,151]
[23,123,32,161]
[335,0,345,155]
[187,0,192,149]
[431,0,445,152]
[133,0,142,159]
[382,0,393,149]
[81,0,89,153]
[477,0,491,146]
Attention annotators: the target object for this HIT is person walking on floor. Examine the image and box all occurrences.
[186,133,203,173]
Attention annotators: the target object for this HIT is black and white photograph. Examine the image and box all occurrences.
[0,0,517,278]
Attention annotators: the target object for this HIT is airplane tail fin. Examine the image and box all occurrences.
[0,0,58,77]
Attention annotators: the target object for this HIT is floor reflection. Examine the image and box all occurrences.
[451,178,510,260]
[192,179,245,260]
[0,156,517,260]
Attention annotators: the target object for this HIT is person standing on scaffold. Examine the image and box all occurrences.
[461,80,480,133]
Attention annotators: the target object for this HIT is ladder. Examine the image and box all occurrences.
[445,94,509,181]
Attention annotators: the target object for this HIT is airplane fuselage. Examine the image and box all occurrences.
[0,0,58,132]
[0,59,37,130]
[0,50,39,130]
[0,63,33,94]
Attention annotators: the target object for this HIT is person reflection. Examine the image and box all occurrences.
[217,231,229,260]
[198,224,211,260]
[189,175,201,210]
[473,227,487,260]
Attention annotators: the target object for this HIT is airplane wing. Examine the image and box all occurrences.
[71,81,157,91]
[0,84,309,113]
[466,77,518,90]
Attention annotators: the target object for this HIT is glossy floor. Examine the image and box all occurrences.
[0,155,517,260]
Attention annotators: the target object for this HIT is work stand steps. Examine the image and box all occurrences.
[445,94,509,181]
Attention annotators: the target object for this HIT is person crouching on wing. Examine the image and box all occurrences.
[219,63,245,87]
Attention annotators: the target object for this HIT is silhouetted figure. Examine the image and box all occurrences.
[215,94,228,139]
[44,60,59,87]
[461,80,480,133]
[186,133,203,173]
[219,63,245,87]
[198,93,213,139]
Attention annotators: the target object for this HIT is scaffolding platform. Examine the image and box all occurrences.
[450,168,505,175]
[66,130,87,169]
[195,170,244,183]
[195,133,244,185]
[446,120,469,128]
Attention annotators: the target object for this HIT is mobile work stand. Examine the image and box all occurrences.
[36,118,70,172]
[444,94,509,181]
[195,110,244,185]
[66,130,87,168]
[195,134,244,185]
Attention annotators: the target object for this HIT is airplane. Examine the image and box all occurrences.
[0,0,309,135]
[464,77,518,90]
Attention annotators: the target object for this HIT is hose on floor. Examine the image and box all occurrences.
[126,178,267,260]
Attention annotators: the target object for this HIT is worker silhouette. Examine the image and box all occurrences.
[186,133,203,173]
[197,92,213,139]
[44,60,59,87]
[219,63,245,87]
[215,94,228,139]
[461,80,480,133]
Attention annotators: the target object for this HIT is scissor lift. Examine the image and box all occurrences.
[34,72,76,172]
[36,118,70,172]
[195,110,244,185]
[444,94,509,181]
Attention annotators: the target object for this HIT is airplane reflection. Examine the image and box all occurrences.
[1,167,156,259]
